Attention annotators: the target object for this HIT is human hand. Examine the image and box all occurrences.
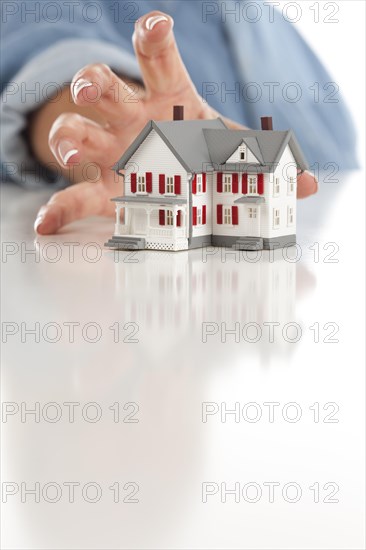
[34,11,317,235]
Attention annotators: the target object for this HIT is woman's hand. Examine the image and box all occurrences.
[34,10,317,235]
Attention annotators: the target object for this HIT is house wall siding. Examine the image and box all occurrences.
[211,145,297,240]
[123,129,189,234]
[191,172,213,238]
[125,129,188,200]
[261,145,297,239]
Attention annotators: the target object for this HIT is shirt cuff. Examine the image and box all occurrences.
[0,38,140,188]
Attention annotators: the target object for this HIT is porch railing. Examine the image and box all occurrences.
[115,224,185,239]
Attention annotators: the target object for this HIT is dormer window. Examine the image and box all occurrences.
[223,174,232,193]
[239,145,246,161]
[248,175,257,194]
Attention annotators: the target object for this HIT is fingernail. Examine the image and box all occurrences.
[145,15,169,30]
[57,141,79,165]
[72,78,93,101]
[34,214,45,234]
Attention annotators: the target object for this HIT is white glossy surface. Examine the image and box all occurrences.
[1,172,365,549]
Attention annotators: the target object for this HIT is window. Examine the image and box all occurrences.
[248,175,257,194]
[137,175,146,193]
[197,174,203,193]
[287,206,294,226]
[274,177,280,195]
[197,207,202,225]
[223,174,232,193]
[166,210,173,226]
[273,208,280,228]
[288,176,295,194]
[239,145,246,161]
[248,207,257,219]
[166,177,174,194]
[224,206,232,225]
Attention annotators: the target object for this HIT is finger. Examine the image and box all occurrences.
[132,11,197,100]
[49,112,120,167]
[34,178,116,235]
[297,171,318,198]
[71,63,141,126]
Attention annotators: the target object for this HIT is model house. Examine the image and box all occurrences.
[105,107,308,251]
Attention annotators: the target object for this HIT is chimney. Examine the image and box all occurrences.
[173,105,184,121]
[261,116,273,131]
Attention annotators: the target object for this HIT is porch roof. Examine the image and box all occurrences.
[112,196,187,205]
[234,196,265,204]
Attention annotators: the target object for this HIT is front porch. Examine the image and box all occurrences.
[112,198,188,251]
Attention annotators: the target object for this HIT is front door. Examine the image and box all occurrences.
[131,208,147,235]
[245,206,260,237]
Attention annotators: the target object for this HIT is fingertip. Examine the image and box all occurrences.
[297,171,319,199]
[72,78,94,103]
[34,205,62,235]
[134,11,173,44]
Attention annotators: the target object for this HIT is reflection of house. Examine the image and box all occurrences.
[106,107,308,252]
[114,249,296,332]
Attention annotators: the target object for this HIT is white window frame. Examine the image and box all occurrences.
[223,174,232,193]
[273,208,280,228]
[197,207,202,225]
[248,207,257,219]
[137,175,146,193]
[166,210,173,226]
[287,206,294,226]
[248,175,257,194]
[196,174,203,194]
[274,177,280,196]
[239,145,246,161]
[223,206,232,225]
[288,176,295,195]
[166,176,174,195]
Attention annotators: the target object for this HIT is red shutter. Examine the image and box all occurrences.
[232,173,239,193]
[203,173,207,192]
[192,206,197,226]
[202,205,207,225]
[176,210,181,227]
[159,174,165,194]
[258,174,264,195]
[159,210,165,226]
[242,173,248,194]
[192,175,197,194]
[131,173,137,193]
[232,205,239,225]
[174,175,181,195]
[217,204,223,224]
[146,172,152,193]
[217,172,223,192]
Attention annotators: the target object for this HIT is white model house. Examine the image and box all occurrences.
[105,108,308,251]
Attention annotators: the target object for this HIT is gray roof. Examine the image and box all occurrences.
[113,119,308,175]
[203,129,308,173]
[113,118,227,174]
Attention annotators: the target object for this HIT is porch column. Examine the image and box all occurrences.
[173,206,177,243]
[115,203,121,236]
